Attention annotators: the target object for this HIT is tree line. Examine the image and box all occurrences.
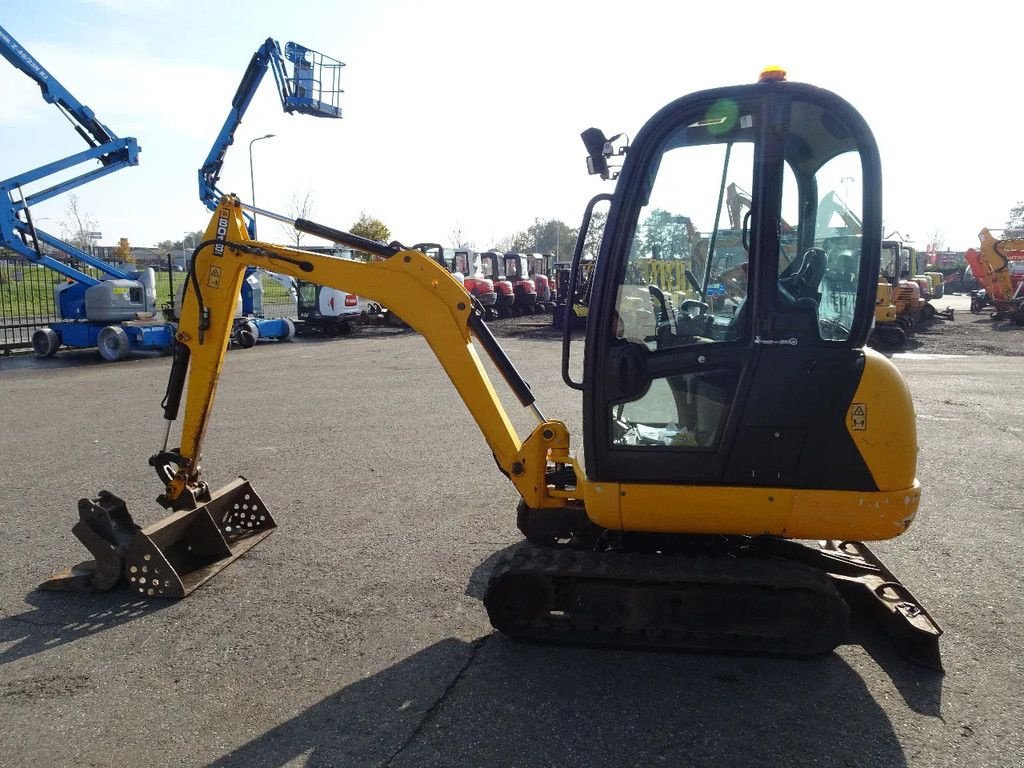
[35,191,1024,268]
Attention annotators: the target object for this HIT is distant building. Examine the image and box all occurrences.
[930,250,965,269]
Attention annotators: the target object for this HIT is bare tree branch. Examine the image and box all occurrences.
[280,189,315,247]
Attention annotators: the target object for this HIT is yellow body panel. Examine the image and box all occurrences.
[874,281,897,322]
[575,346,921,542]
[581,479,920,541]
[845,347,918,491]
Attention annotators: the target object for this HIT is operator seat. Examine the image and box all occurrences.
[780,247,827,302]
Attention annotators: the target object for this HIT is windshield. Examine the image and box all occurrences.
[615,130,755,351]
[505,255,525,279]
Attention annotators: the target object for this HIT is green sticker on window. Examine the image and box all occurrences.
[704,99,739,135]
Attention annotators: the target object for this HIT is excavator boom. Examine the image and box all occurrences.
[156,198,572,511]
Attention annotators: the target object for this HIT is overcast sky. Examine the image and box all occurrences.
[1,0,1020,252]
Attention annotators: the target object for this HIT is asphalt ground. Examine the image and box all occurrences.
[1,309,1022,767]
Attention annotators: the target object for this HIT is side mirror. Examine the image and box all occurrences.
[581,128,628,180]
[581,128,609,178]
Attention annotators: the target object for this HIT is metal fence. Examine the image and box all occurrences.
[259,272,298,320]
[0,255,59,353]
[0,257,299,355]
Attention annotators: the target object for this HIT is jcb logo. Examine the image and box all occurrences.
[213,212,230,256]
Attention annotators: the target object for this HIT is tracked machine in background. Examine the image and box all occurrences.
[528,253,557,312]
[478,250,517,317]
[453,249,500,319]
[966,229,1024,323]
[502,252,539,314]
[869,240,914,350]
[45,69,941,669]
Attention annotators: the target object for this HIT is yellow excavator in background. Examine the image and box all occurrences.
[44,70,941,668]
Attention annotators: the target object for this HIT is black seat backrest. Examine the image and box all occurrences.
[781,248,827,302]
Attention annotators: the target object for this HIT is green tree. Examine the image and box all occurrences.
[350,213,390,243]
[349,213,391,260]
[182,230,205,252]
[638,209,693,260]
[154,230,205,253]
[115,237,135,264]
[581,210,607,261]
[508,218,577,260]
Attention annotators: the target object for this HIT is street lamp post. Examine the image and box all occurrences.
[183,232,195,270]
[248,133,276,238]
[31,216,51,254]
[86,230,102,262]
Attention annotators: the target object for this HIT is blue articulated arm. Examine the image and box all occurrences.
[0,23,140,283]
[198,39,281,215]
[198,38,344,232]
[3,220,108,285]
[0,24,125,156]
[0,142,140,283]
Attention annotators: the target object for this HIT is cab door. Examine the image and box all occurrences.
[583,82,882,491]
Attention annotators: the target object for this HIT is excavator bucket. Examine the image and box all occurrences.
[40,478,276,598]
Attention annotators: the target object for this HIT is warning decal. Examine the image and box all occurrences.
[207,265,221,289]
[850,403,867,431]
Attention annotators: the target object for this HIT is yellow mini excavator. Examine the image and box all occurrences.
[44,69,941,668]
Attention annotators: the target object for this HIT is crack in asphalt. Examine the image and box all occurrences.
[380,634,490,767]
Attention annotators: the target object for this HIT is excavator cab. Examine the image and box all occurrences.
[576,77,883,487]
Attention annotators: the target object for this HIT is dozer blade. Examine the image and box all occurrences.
[806,540,943,671]
[748,538,942,669]
[40,478,276,598]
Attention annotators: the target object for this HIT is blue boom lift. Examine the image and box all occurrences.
[0,23,175,360]
[196,38,343,346]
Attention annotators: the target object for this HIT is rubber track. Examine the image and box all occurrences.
[484,543,850,658]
